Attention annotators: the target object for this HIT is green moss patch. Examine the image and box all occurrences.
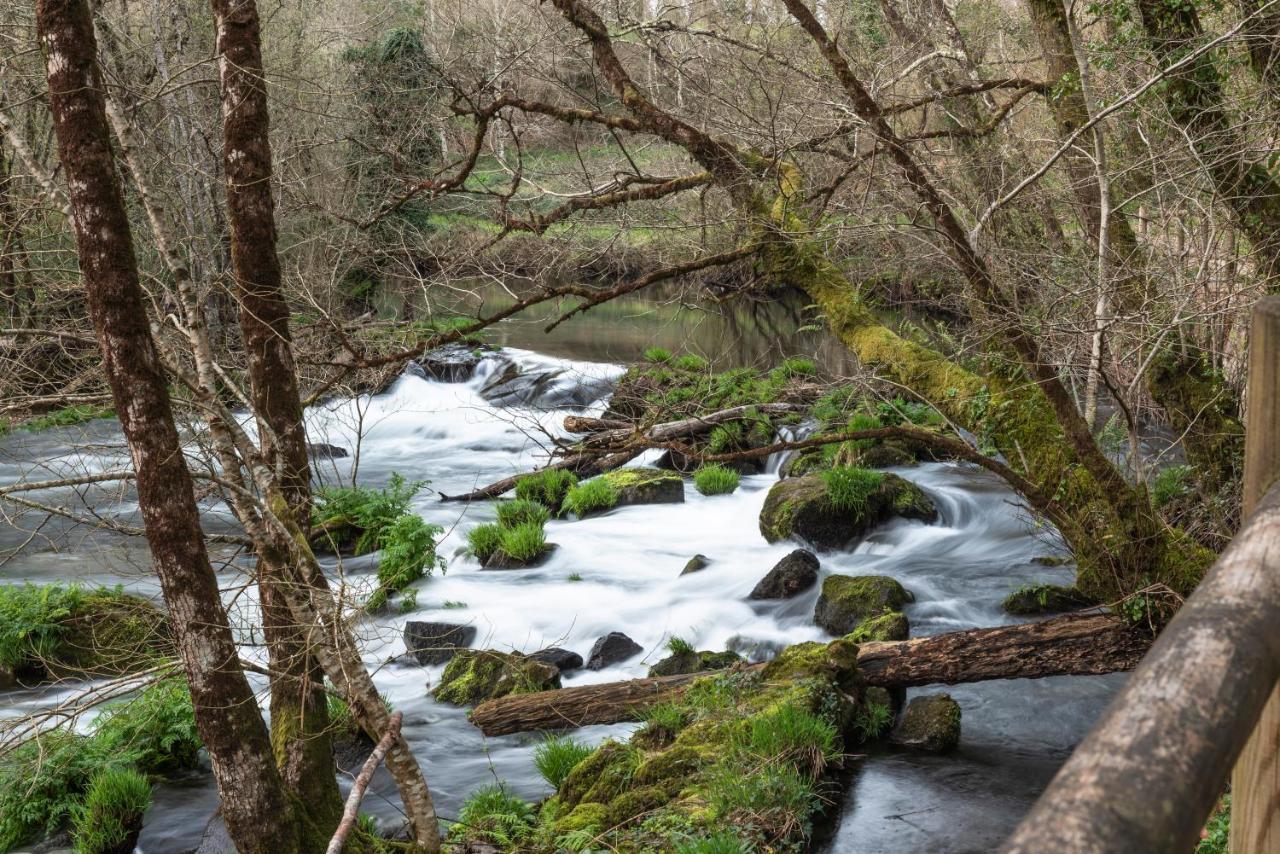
[435,650,560,706]
[759,471,936,549]
[1001,584,1096,615]
[815,575,913,636]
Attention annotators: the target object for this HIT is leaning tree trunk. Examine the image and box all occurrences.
[207,0,339,826]
[35,2,302,852]
[0,143,21,321]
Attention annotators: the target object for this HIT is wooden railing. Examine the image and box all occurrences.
[1003,297,1280,853]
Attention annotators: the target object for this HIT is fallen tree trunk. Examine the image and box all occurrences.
[470,614,1147,736]
[438,449,642,502]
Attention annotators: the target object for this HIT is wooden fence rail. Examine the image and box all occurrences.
[1003,297,1280,852]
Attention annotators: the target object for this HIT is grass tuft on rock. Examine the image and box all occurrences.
[534,735,595,790]
[466,523,504,562]
[822,466,885,514]
[514,469,579,510]
[71,767,150,854]
[497,521,548,562]
[496,499,551,529]
[643,347,673,363]
[693,464,740,496]
[562,478,620,517]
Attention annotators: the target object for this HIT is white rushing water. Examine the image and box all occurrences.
[0,347,1119,853]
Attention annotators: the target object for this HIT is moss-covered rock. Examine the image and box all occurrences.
[647,649,742,677]
[602,468,685,507]
[891,693,961,752]
[1001,584,1096,615]
[814,575,913,636]
[433,650,560,706]
[558,741,641,809]
[759,472,935,549]
[844,610,910,642]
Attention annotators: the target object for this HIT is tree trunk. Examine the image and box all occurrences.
[470,614,1149,736]
[0,142,20,320]
[35,2,301,851]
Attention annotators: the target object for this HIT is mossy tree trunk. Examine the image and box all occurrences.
[35,2,305,850]
[208,0,340,829]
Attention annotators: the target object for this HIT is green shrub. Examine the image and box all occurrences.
[514,469,579,509]
[643,347,673,363]
[367,514,445,611]
[693,465,740,496]
[312,473,424,554]
[452,784,535,847]
[496,499,551,529]
[562,478,619,517]
[466,523,503,562]
[666,636,695,656]
[534,735,594,790]
[672,354,710,372]
[497,521,547,562]
[1152,464,1195,508]
[822,467,884,513]
[22,405,115,432]
[707,422,743,455]
[71,767,150,854]
[94,677,201,775]
[0,583,84,671]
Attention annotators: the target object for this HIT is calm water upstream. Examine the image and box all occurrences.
[0,336,1121,852]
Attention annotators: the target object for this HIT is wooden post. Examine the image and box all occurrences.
[1231,295,1280,854]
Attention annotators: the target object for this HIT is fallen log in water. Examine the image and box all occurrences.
[438,449,642,502]
[469,613,1147,736]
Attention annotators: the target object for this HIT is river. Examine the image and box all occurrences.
[0,342,1120,853]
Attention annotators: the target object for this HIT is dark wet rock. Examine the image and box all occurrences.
[403,621,477,665]
[433,649,561,706]
[856,442,917,468]
[480,364,615,409]
[416,342,503,383]
[759,472,936,550]
[586,632,644,669]
[1001,583,1095,615]
[680,554,712,576]
[604,468,685,507]
[748,548,819,599]
[814,574,913,635]
[891,693,961,752]
[845,611,910,642]
[725,635,787,662]
[647,649,742,677]
[481,543,558,570]
[306,442,348,459]
[528,647,584,673]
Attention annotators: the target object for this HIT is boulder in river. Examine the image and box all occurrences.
[891,693,961,752]
[482,542,558,570]
[1001,583,1095,615]
[306,442,348,460]
[845,611,910,642]
[586,632,644,669]
[527,647,584,673]
[680,554,712,576]
[604,468,685,507]
[416,342,504,383]
[433,650,561,706]
[814,574,913,635]
[403,621,477,665]
[759,470,936,549]
[647,649,742,677]
[480,363,615,409]
[748,548,820,599]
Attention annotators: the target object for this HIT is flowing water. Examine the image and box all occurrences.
[0,345,1122,853]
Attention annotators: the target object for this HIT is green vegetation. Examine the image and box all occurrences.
[643,347,673,363]
[693,464,740,496]
[71,768,150,854]
[770,357,817,379]
[312,472,423,554]
[450,784,536,848]
[666,636,695,656]
[534,735,595,790]
[0,582,84,672]
[671,353,710,372]
[562,477,620,517]
[495,499,551,529]
[852,696,894,741]
[466,523,504,562]
[514,468,579,511]
[496,521,548,562]
[566,572,583,582]
[1197,795,1229,854]
[20,405,115,432]
[822,467,886,514]
[433,650,560,705]
[367,514,445,611]
[0,677,200,851]
[1152,464,1195,508]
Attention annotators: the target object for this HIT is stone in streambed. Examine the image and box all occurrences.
[481,543,558,570]
[306,442,348,459]
[680,554,711,576]
[814,575,913,635]
[528,647,584,673]
[758,472,936,550]
[433,649,561,706]
[417,342,503,383]
[748,548,819,599]
[586,632,643,669]
[403,621,476,665]
[603,468,685,507]
[647,649,742,677]
[891,693,961,752]
[1001,583,1095,615]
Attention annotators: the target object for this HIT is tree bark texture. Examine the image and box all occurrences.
[35,2,299,851]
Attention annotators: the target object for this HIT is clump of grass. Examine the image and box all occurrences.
[770,357,816,380]
[71,767,150,854]
[534,735,594,790]
[674,830,752,853]
[741,705,839,778]
[1152,464,1195,508]
[566,572,583,582]
[702,763,820,841]
[22,405,115,432]
[671,353,710,372]
[666,636,695,655]
[442,600,468,609]
[694,464,740,496]
[466,523,504,562]
[496,521,547,562]
[451,784,535,847]
[643,347,673,363]
[822,466,884,513]
[562,478,619,517]
[367,513,445,611]
[852,699,893,741]
[495,499,550,529]
[514,469,578,510]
